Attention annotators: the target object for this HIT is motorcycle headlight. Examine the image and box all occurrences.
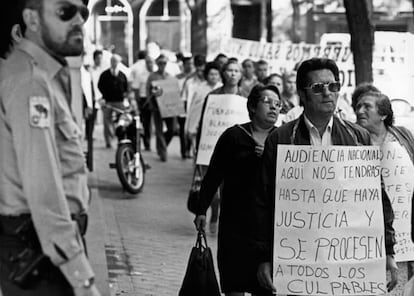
[118,114,133,127]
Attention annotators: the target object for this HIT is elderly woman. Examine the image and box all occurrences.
[354,90,413,286]
[195,84,281,296]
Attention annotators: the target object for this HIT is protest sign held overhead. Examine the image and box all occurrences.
[274,145,386,296]
[153,78,185,118]
[196,94,249,166]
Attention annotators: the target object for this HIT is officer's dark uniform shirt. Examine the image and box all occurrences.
[0,39,94,288]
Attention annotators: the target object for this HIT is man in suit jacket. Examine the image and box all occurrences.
[98,54,128,148]
[255,58,398,294]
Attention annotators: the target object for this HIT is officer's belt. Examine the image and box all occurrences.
[0,213,88,236]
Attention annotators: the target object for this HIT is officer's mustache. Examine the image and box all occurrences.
[67,26,83,38]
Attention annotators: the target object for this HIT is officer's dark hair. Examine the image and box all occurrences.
[351,82,379,111]
[24,0,88,11]
[203,62,220,80]
[247,83,280,119]
[194,54,206,67]
[296,58,339,91]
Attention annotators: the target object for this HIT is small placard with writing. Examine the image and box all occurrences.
[154,78,184,118]
[196,94,249,166]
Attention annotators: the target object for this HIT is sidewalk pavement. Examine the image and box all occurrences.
[88,124,219,296]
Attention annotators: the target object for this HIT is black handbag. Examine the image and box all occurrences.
[179,231,221,296]
[187,166,202,214]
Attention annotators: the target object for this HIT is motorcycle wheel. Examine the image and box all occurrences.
[115,144,145,194]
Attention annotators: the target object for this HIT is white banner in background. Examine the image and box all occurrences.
[217,33,414,107]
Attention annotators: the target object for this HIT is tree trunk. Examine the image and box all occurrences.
[344,0,374,85]
[190,0,207,56]
[266,0,273,42]
[291,0,302,43]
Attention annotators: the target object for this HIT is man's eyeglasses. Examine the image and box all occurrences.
[56,4,89,22]
[304,82,341,94]
[259,96,282,108]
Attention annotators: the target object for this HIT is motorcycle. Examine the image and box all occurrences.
[106,102,147,194]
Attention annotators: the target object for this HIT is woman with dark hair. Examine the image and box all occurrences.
[195,84,281,296]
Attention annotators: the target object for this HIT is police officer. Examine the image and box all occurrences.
[0,0,101,295]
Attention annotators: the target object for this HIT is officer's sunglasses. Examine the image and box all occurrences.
[56,3,89,22]
[304,81,341,94]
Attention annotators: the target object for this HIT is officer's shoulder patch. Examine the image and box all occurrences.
[29,96,50,128]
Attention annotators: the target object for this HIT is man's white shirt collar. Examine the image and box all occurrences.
[303,115,334,146]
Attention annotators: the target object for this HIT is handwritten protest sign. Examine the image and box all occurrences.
[381,142,414,262]
[274,145,386,295]
[196,94,249,165]
[184,83,212,135]
[153,78,184,118]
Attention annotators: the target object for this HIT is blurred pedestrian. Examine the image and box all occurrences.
[353,90,414,249]
[255,58,397,293]
[185,61,222,156]
[214,53,229,71]
[176,56,195,159]
[263,73,283,95]
[180,55,206,158]
[196,60,248,233]
[147,54,175,162]
[240,59,258,96]
[98,54,129,148]
[130,52,157,150]
[195,84,280,296]
[281,71,300,110]
[0,0,101,295]
[255,60,268,84]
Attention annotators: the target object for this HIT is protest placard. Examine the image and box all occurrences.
[274,145,386,295]
[184,83,212,135]
[153,78,184,118]
[381,142,414,262]
[196,94,249,166]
